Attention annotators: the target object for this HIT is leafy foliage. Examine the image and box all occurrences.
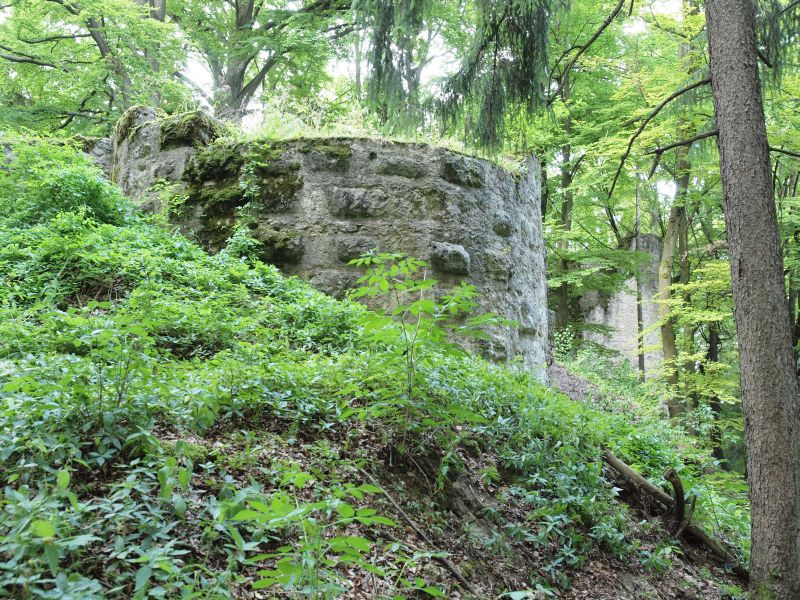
[0,141,748,597]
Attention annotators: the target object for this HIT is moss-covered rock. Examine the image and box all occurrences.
[115,105,166,144]
[178,142,249,250]
[159,111,227,150]
[185,141,245,184]
[298,141,353,159]
[298,141,352,172]
[253,226,304,265]
[243,142,303,212]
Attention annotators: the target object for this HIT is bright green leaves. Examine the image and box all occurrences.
[344,251,508,447]
[232,474,418,596]
[29,519,56,539]
[156,452,194,519]
[0,0,186,133]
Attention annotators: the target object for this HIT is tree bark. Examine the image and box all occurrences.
[556,117,574,330]
[556,77,573,330]
[706,323,725,463]
[635,182,646,379]
[659,6,696,417]
[659,193,686,417]
[705,0,800,596]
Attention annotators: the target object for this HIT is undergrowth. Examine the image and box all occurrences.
[0,141,747,598]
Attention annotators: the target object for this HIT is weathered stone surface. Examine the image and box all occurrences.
[580,234,663,376]
[336,236,377,263]
[99,108,549,376]
[440,155,485,188]
[328,188,378,218]
[430,242,471,275]
[492,213,514,237]
[252,226,304,265]
[374,156,427,179]
[159,111,226,150]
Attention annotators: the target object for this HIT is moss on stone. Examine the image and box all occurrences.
[298,141,352,172]
[198,181,248,214]
[115,105,165,143]
[253,227,304,265]
[298,141,353,159]
[242,142,303,212]
[185,141,245,184]
[159,111,227,150]
[180,142,249,247]
[67,134,102,154]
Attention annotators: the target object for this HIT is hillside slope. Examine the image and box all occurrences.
[0,142,746,599]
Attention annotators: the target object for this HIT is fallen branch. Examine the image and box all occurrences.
[664,467,685,531]
[357,467,478,596]
[602,449,749,581]
[602,449,673,507]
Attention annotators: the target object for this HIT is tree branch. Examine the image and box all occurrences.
[0,44,69,70]
[603,449,749,581]
[20,33,92,44]
[770,146,800,160]
[607,77,711,198]
[548,0,627,104]
[779,0,800,16]
[646,129,719,155]
[173,71,213,105]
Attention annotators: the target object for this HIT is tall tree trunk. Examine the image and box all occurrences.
[705,0,800,595]
[556,123,574,330]
[706,323,725,463]
[556,77,573,331]
[659,161,688,418]
[659,5,696,417]
[635,181,646,379]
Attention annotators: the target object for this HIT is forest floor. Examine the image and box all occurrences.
[198,363,746,599]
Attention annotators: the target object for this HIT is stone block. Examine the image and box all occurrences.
[374,157,427,179]
[336,236,377,262]
[253,227,304,265]
[328,188,380,218]
[440,155,485,188]
[430,242,470,275]
[492,213,514,237]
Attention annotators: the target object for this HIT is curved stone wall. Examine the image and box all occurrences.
[104,108,549,375]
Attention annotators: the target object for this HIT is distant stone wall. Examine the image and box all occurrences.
[100,107,549,375]
[579,235,663,375]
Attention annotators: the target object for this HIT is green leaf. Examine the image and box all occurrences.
[134,565,152,592]
[421,586,446,597]
[233,509,262,521]
[336,503,355,518]
[56,468,71,492]
[30,519,56,538]
[172,493,187,518]
[43,543,60,574]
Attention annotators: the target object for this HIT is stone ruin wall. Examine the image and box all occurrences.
[95,108,550,376]
[579,235,663,375]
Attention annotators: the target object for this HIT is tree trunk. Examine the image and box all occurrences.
[706,323,725,463]
[635,181,646,379]
[556,79,573,331]
[660,7,696,417]
[556,128,573,329]
[658,171,687,417]
[705,0,800,595]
